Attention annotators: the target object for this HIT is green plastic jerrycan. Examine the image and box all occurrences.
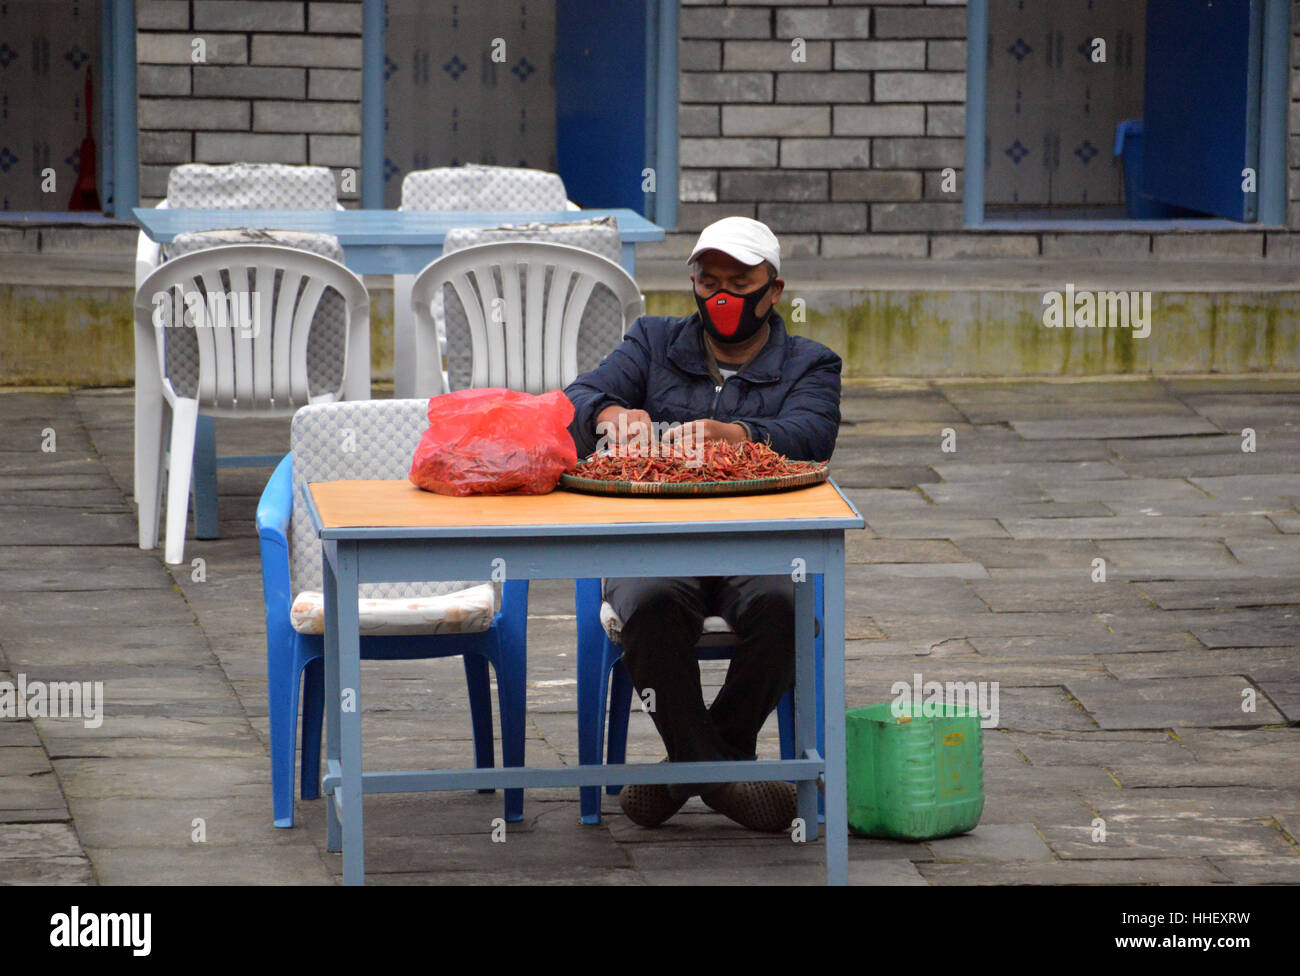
[846,700,984,841]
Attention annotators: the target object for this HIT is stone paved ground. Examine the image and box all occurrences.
[1,376,1297,885]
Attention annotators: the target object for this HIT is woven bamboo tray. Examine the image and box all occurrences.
[559,459,830,497]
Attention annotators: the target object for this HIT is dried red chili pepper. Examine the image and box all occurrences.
[575,440,822,484]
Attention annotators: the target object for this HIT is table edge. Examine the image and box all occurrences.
[302,479,865,538]
[133,207,665,243]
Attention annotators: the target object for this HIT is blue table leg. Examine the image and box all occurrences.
[193,415,219,539]
[323,545,341,854]
[335,541,366,885]
[822,536,848,886]
[620,241,636,277]
[575,578,608,825]
[794,572,819,842]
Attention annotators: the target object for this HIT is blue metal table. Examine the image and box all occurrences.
[304,479,863,885]
[131,207,665,276]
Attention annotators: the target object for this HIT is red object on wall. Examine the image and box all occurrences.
[68,66,100,212]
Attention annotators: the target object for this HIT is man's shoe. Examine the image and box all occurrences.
[701,780,798,833]
[617,760,687,827]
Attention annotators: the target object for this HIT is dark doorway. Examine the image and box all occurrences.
[0,0,105,213]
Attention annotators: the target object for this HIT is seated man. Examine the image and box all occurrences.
[564,216,842,831]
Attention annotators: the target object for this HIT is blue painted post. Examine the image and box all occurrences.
[111,0,138,218]
[361,0,385,209]
[644,0,659,222]
[1258,0,1290,226]
[99,0,115,213]
[963,0,988,228]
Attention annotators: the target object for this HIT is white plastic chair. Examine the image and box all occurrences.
[133,164,345,515]
[134,244,370,564]
[394,164,581,397]
[409,241,644,394]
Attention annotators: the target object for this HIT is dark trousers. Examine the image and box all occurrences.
[603,575,796,764]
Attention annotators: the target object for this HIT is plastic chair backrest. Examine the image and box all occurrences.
[440,218,628,386]
[410,241,645,394]
[287,398,480,598]
[399,164,568,212]
[133,244,369,413]
[163,229,350,396]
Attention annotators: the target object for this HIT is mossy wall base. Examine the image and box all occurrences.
[2,284,1296,386]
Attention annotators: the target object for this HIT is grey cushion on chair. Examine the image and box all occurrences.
[162,164,340,262]
[165,227,344,261]
[437,217,626,391]
[399,164,569,212]
[288,398,492,616]
[442,218,621,261]
[155,228,349,400]
[166,162,338,212]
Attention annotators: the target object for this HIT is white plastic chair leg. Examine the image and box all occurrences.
[164,398,200,565]
[136,394,166,550]
[393,274,416,398]
[133,319,163,505]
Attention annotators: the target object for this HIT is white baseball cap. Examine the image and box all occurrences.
[687,216,781,274]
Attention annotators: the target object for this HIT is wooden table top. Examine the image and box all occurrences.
[308,479,860,531]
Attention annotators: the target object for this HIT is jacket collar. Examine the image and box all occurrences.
[668,310,789,384]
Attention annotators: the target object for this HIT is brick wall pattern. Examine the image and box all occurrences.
[134,1,1300,259]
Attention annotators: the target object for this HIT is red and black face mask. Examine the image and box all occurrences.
[694,278,773,344]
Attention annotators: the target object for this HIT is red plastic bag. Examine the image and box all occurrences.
[409,387,578,496]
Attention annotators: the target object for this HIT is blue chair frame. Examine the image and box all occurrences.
[574,574,825,825]
[257,454,529,827]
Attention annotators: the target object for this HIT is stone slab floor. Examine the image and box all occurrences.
[1,376,1297,885]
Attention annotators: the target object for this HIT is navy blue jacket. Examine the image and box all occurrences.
[564,311,841,462]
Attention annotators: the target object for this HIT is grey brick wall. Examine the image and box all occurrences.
[130,1,1299,257]
[665,0,1300,261]
[672,0,974,258]
[136,0,362,205]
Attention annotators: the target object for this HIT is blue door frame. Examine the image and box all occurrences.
[963,0,1291,228]
[361,0,384,210]
[359,0,677,226]
[110,0,138,218]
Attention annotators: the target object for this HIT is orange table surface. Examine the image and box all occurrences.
[308,479,858,530]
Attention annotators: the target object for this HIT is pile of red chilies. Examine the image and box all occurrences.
[575,440,822,484]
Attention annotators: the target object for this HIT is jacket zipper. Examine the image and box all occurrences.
[710,377,727,418]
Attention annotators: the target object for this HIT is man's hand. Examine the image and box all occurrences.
[595,405,654,450]
[660,419,747,454]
